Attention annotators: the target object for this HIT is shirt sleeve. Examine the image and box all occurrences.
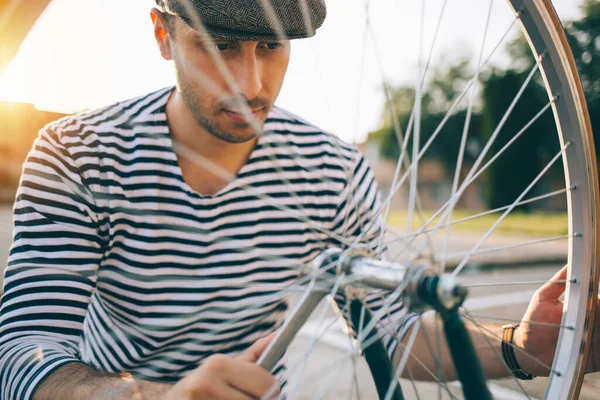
[0,126,105,400]
[329,150,418,357]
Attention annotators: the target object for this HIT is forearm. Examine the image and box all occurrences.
[393,311,512,381]
[33,362,172,400]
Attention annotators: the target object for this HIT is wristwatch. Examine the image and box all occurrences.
[502,324,535,380]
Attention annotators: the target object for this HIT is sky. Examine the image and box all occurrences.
[0,0,584,143]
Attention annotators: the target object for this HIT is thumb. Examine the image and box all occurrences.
[237,333,276,363]
[537,265,568,301]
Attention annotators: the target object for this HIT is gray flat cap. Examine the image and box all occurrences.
[157,0,327,41]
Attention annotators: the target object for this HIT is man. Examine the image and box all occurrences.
[0,1,597,399]
[0,1,409,399]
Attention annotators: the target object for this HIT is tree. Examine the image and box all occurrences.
[481,0,599,210]
[367,1,599,211]
[565,0,600,150]
[369,60,483,177]
[481,68,558,211]
[505,0,599,153]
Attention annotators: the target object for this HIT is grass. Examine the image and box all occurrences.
[385,209,569,237]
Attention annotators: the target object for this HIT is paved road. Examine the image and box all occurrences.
[1,206,599,398]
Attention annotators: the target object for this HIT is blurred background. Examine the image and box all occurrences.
[1,0,599,398]
[0,0,596,220]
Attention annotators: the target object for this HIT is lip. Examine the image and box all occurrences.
[223,108,264,123]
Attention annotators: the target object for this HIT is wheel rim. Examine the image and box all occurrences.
[505,0,599,398]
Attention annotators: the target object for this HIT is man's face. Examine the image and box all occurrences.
[163,15,291,143]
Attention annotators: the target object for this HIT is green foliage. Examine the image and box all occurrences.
[565,0,600,149]
[481,68,559,211]
[367,1,598,211]
[370,60,483,176]
[505,0,600,153]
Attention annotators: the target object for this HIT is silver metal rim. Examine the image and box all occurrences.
[506,0,599,398]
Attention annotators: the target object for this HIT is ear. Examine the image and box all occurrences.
[150,8,173,61]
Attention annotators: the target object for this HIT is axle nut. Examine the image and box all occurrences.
[437,274,467,310]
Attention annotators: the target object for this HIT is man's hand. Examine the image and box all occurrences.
[514,265,600,376]
[164,334,278,399]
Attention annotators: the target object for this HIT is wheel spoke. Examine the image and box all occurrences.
[461,310,534,399]
[379,187,569,250]
[337,0,375,242]
[439,0,495,273]
[464,279,567,288]
[406,0,427,238]
[384,319,422,400]
[367,24,436,257]
[361,14,521,249]
[315,356,355,400]
[405,365,424,400]
[364,0,461,259]
[299,0,374,240]
[463,313,569,329]
[285,349,360,399]
[417,314,456,399]
[281,310,352,396]
[284,273,350,394]
[435,316,443,400]
[440,235,569,262]
[391,335,460,400]
[389,96,557,262]
[175,1,371,247]
[452,143,571,276]
[355,283,407,345]
[349,301,367,400]
[173,142,354,246]
[178,0,264,133]
[460,311,557,375]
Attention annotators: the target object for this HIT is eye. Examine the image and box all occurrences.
[262,42,283,50]
[214,43,231,51]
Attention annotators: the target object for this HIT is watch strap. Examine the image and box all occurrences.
[502,324,534,380]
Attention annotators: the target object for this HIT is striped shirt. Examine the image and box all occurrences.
[0,87,413,399]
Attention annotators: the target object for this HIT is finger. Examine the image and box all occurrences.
[237,333,276,363]
[225,361,279,398]
[537,265,568,300]
[204,382,253,400]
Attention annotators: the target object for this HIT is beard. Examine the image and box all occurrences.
[176,70,270,144]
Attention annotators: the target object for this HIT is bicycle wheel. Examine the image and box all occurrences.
[3,0,597,400]
[160,1,598,397]
[172,0,596,398]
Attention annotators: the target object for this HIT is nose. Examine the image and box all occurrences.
[230,46,263,102]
